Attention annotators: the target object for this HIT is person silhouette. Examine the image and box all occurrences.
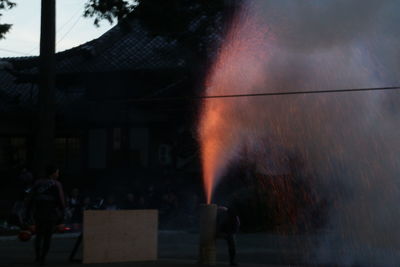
[216,206,240,266]
[29,164,65,266]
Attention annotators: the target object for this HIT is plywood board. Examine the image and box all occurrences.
[83,210,158,264]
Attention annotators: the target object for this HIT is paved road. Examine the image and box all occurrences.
[0,231,337,267]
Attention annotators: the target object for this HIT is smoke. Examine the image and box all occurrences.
[262,0,385,50]
[198,0,400,265]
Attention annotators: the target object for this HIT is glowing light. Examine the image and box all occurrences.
[198,0,400,263]
[198,1,270,204]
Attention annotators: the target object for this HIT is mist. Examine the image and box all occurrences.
[198,0,400,265]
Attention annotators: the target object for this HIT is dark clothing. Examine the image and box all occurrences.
[31,179,65,221]
[30,179,65,264]
[216,233,236,265]
[18,170,33,192]
[217,207,240,235]
[216,207,240,265]
[9,200,27,227]
[35,220,56,264]
[68,197,82,224]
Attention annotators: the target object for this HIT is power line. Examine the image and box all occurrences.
[27,7,82,55]
[93,85,400,103]
[199,85,400,99]
[0,48,33,56]
[56,15,82,45]
[57,7,82,34]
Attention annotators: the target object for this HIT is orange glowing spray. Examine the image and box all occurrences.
[198,1,270,204]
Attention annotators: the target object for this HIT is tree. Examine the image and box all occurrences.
[83,0,239,45]
[84,0,237,34]
[0,0,16,39]
[84,0,138,26]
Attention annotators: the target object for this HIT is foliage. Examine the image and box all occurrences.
[84,0,138,26]
[84,0,233,36]
[0,0,16,39]
[0,0,238,49]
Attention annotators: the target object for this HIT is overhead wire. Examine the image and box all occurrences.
[92,85,400,103]
[56,15,82,45]
[26,6,83,55]
[0,48,33,56]
[57,6,82,33]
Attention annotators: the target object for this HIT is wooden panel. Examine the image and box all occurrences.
[83,210,158,264]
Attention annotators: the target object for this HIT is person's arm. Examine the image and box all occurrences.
[24,181,38,225]
[25,181,37,215]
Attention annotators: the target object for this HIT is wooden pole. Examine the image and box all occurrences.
[34,0,56,177]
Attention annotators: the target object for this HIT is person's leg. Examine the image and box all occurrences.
[34,223,44,262]
[40,221,55,265]
[69,233,82,261]
[34,234,42,262]
[226,234,237,266]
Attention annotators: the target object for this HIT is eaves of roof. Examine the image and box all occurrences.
[4,16,187,80]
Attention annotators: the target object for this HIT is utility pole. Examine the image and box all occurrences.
[34,0,56,177]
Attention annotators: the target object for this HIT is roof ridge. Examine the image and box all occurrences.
[57,16,140,58]
[0,16,138,69]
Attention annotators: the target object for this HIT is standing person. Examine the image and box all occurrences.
[104,195,118,210]
[17,166,34,195]
[28,164,65,266]
[216,206,240,266]
[8,193,28,227]
[68,188,81,231]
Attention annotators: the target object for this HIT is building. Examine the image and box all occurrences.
[0,17,205,196]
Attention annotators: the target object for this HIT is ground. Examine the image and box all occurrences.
[0,231,322,267]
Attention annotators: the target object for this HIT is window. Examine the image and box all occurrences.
[55,137,81,174]
[0,137,27,171]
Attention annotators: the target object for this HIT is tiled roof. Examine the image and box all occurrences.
[70,21,185,73]
[0,17,187,112]
[0,13,222,113]
[9,18,187,76]
[0,69,86,113]
[0,70,35,113]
